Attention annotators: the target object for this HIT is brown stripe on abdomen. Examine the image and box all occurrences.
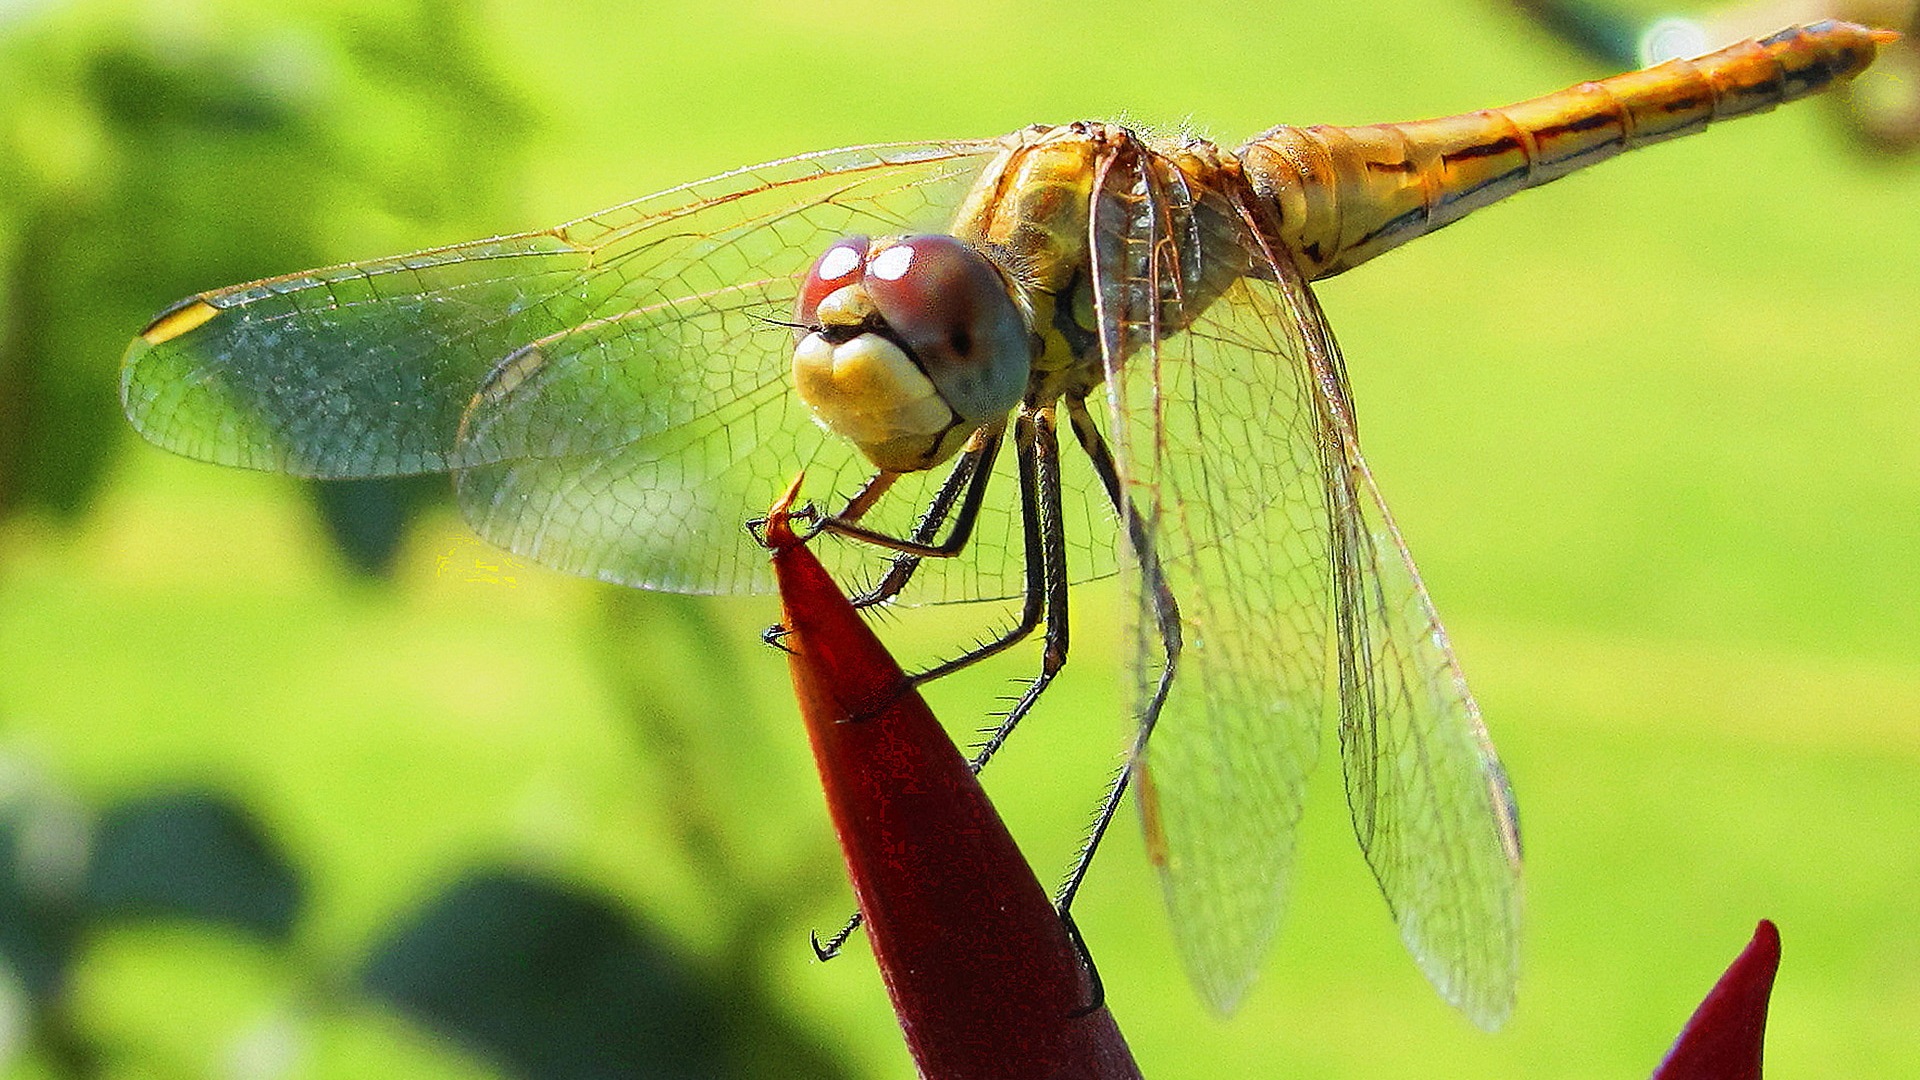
[1239,20,1890,280]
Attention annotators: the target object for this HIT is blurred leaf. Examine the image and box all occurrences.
[363,870,745,1080]
[0,28,328,526]
[1506,0,1642,67]
[0,0,534,572]
[85,790,303,941]
[311,475,445,576]
[0,806,85,1001]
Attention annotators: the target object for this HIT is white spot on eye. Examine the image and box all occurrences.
[818,244,863,282]
[869,244,915,281]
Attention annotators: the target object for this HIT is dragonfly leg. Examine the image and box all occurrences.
[834,408,1062,748]
[948,404,1069,772]
[839,420,1006,609]
[818,420,1007,565]
[754,429,1006,661]
[822,413,1059,690]
[811,912,864,961]
[1054,397,1183,914]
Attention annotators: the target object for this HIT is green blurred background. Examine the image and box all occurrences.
[2,0,1916,1076]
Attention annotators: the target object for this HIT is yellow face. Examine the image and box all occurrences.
[791,235,1033,474]
[792,267,968,473]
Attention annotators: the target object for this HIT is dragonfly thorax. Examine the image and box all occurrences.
[792,234,1032,473]
[948,122,1255,407]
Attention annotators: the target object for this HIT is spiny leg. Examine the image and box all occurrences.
[1055,396,1183,915]
[832,468,900,527]
[844,420,1005,609]
[957,403,1071,771]
[811,415,1044,962]
[765,421,1020,690]
[810,917,863,962]
[747,429,990,654]
[818,419,1005,565]
[814,416,1050,679]
[820,414,1054,685]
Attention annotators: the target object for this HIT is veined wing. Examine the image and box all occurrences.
[120,139,1009,595]
[1309,289,1525,1028]
[1240,195,1524,1029]
[1086,147,1337,1016]
[451,269,1122,599]
[1090,146,1523,1024]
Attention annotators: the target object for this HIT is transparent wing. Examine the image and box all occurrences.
[121,140,1049,595]
[1310,300,1525,1028]
[444,140,1121,600]
[1092,149,1523,1024]
[1087,149,1336,1015]
[1242,193,1524,1028]
[450,276,1121,598]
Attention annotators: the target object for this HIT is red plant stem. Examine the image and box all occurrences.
[764,482,1141,1079]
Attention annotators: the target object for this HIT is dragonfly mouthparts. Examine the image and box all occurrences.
[818,319,884,346]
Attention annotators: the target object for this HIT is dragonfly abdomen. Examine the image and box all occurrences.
[1239,20,1892,280]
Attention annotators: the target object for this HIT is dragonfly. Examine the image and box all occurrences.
[121,22,1892,1030]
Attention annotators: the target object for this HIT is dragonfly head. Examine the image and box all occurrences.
[792,234,1031,473]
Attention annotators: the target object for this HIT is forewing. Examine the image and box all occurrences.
[446,147,1009,595]
[121,140,1011,593]
[1086,150,1336,1015]
[1251,200,1525,1028]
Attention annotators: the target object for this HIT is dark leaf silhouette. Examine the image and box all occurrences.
[365,870,751,1080]
[0,808,85,1000]
[85,790,303,940]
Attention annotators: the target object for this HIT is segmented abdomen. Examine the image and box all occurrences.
[1239,21,1892,281]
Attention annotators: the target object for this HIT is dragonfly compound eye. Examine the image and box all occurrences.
[791,234,1031,473]
[795,234,871,326]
